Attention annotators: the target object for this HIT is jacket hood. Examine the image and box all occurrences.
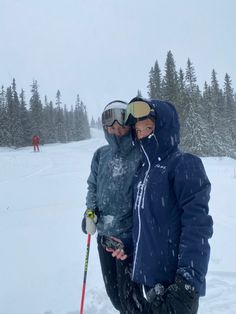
[103,127,134,156]
[138,99,180,161]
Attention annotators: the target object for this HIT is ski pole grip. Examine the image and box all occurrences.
[86,209,95,219]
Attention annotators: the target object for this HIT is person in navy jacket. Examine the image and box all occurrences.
[123,97,213,314]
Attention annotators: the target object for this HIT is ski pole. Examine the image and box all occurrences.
[80,233,91,314]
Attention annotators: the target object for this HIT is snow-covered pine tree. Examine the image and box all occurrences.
[55,90,66,143]
[66,106,75,141]
[74,94,90,140]
[81,101,90,139]
[0,86,11,146]
[74,95,83,141]
[29,80,43,140]
[147,60,162,99]
[41,97,56,144]
[19,89,31,146]
[202,82,216,156]
[181,60,207,156]
[209,69,226,156]
[223,73,236,156]
[63,104,71,142]
[176,68,189,132]
[7,79,24,148]
[136,89,143,97]
[90,116,96,128]
[95,116,102,129]
[161,51,179,104]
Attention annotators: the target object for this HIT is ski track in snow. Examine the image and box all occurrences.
[0,130,236,314]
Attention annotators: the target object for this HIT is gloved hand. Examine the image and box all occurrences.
[146,283,165,308]
[146,276,198,314]
[81,209,98,235]
[160,275,198,314]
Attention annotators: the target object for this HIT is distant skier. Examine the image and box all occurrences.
[32,135,40,152]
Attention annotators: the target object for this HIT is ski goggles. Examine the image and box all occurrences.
[102,108,126,127]
[125,101,155,124]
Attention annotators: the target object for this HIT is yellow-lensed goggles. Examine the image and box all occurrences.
[125,101,155,123]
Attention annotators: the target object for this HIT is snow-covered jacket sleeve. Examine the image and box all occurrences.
[173,154,213,295]
[86,149,100,211]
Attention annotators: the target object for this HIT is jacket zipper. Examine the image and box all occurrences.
[132,144,151,280]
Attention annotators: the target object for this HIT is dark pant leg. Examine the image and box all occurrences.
[116,259,145,314]
[97,238,145,314]
[97,239,123,312]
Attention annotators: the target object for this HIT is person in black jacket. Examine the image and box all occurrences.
[116,97,213,314]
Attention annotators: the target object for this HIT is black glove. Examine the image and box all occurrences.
[164,275,198,314]
[146,283,165,306]
[81,209,98,235]
[148,276,199,314]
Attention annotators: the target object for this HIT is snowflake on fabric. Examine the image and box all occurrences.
[110,157,127,177]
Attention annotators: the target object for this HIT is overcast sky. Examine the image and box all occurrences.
[1,0,236,119]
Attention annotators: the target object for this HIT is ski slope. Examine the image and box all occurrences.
[0,129,236,314]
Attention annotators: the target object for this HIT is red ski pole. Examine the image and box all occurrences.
[80,233,91,314]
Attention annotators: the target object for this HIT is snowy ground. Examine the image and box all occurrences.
[0,129,236,314]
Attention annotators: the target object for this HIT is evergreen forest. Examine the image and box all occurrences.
[1,50,236,157]
[146,51,236,157]
[0,79,90,148]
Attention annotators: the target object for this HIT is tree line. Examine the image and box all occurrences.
[147,51,236,157]
[1,50,236,157]
[0,79,90,148]
[91,51,236,157]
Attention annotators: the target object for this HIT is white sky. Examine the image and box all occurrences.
[1,0,236,119]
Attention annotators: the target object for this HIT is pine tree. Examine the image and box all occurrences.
[81,101,90,139]
[181,60,207,155]
[176,68,188,127]
[96,116,102,129]
[136,89,143,97]
[29,80,43,140]
[223,73,236,154]
[210,69,226,155]
[41,97,56,144]
[74,95,90,140]
[147,60,162,99]
[0,86,11,146]
[55,90,66,142]
[162,51,179,104]
[64,104,72,142]
[74,96,83,141]
[90,116,96,128]
[176,68,189,145]
[202,82,215,155]
[19,89,31,146]
[6,79,24,147]
[68,105,76,141]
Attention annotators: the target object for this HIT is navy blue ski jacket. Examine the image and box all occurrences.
[131,99,213,296]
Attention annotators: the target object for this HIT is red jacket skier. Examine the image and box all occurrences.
[32,135,40,152]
